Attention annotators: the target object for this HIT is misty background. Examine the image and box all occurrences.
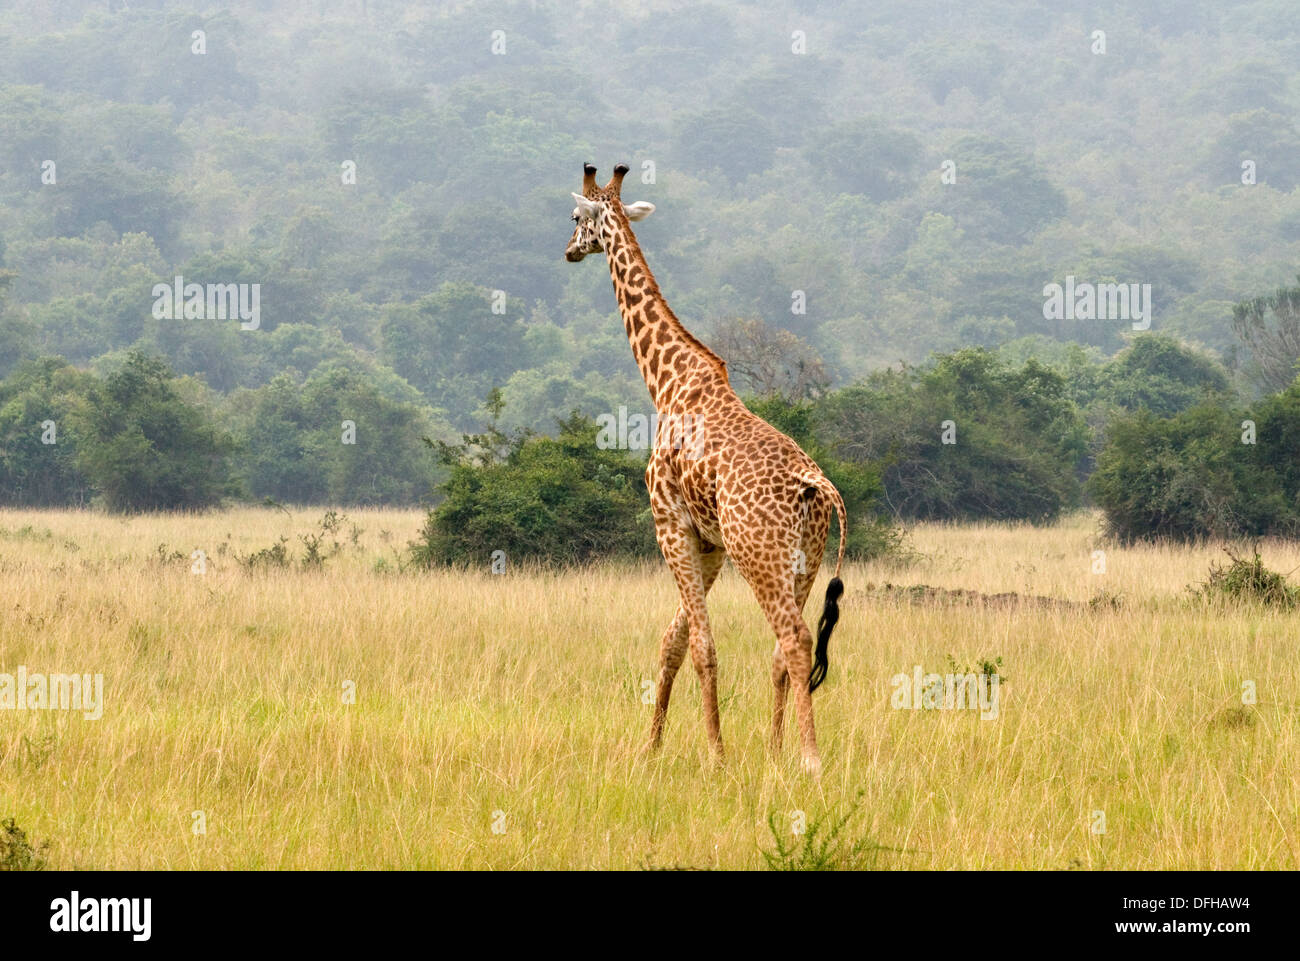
[0,0,1297,543]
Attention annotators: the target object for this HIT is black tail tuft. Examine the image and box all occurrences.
[810,576,844,693]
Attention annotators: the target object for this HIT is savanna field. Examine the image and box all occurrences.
[0,507,1296,870]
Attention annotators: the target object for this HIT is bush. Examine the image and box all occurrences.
[227,366,441,506]
[71,351,237,512]
[1100,334,1231,418]
[411,407,657,567]
[1199,550,1298,608]
[0,817,48,871]
[816,349,1088,523]
[1091,392,1300,542]
[0,357,94,505]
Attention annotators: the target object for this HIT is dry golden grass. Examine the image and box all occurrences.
[0,506,1296,869]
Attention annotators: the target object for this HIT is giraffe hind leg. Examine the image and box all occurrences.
[771,555,823,755]
[771,598,820,775]
[770,637,789,754]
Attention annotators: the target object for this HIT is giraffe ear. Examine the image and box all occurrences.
[623,201,655,222]
[571,192,600,221]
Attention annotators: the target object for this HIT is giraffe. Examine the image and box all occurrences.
[565,163,846,775]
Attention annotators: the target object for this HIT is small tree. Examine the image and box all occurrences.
[1101,334,1231,417]
[1232,278,1300,394]
[817,350,1088,523]
[229,365,441,506]
[1090,398,1300,542]
[411,404,657,567]
[71,351,236,511]
[0,357,94,506]
[711,317,830,401]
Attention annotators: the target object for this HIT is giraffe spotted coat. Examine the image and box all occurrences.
[566,163,846,775]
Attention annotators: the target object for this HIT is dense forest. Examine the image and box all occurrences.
[1,0,1298,548]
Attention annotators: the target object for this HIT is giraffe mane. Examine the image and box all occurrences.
[607,204,730,383]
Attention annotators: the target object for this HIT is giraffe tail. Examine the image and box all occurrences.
[801,472,846,693]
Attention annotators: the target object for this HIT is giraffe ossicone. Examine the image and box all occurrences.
[564,162,847,774]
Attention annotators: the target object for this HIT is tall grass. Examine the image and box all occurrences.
[0,507,1295,868]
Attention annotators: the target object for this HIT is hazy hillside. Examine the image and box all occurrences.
[1,0,1298,505]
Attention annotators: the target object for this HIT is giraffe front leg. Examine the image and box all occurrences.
[689,624,724,764]
[657,533,725,765]
[646,608,688,753]
[645,546,727,757]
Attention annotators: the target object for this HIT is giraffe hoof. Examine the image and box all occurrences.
[801,755,822,778]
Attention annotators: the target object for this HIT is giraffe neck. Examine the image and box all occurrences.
[600,212,727,412]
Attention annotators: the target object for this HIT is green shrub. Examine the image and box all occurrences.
[70,351,237,511]
[1091,396,1300,542]
[815,349,1088,523]
[411,408,657,567]
[760,794,893,871]
[0,818,48,871]
[0,357,95,506]
[1199,550,1298,608]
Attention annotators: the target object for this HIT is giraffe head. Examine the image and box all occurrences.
[565,162,655,262]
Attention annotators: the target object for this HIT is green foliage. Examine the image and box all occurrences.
[0,2,1296,530]
[0,1,1295,407]
[70,351,236,512]
[0,357,94,505]
[672,108,777,183]
[380,283,531,428]
[760,795,891,871]
[411,406,657,567]
[906,38,1006,103]
[939,135,1067,245]
[0,270,35,377]
[1101,334,1231,417]
[946,653,1006,684]
[226,366,441,506]
[817,349,1088,522]
[50,161,183,255]
[231,512,359,572]
[1198,550,1298,608]
[0,818,48,871]
[1207,109,1300,191]
[1251,378,1300,500]
[808,117,924,200]
[1090,391,1300,542]
[236,536,291,572]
